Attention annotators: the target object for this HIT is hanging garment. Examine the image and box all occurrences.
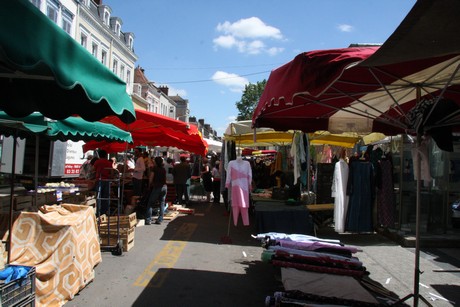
[321,145,332,163]
[290,132,301,185]
[411,140,432,186]
[346,160,374,233]
[377,159,395,228]
[332,158,349,233]
[225,157,252,226]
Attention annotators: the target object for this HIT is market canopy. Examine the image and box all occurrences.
[224,120,294,146]
[253,0,460,136]
[223,120,362,148]
[0,112,133,143]
[83,109,208,156]
[0,0,136,124]
[309,131,361,148]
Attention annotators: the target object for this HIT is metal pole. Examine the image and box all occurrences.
[7,131,18,263]
[414,133,421,307]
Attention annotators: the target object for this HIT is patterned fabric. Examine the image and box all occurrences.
[7,204,101,306]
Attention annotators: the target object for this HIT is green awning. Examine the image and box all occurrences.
[0,112,133,143]
[0,0,136,124]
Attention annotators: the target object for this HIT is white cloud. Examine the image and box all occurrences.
[337,24,354,32]
[213,35,237,49]
[217,17,282,39]
[214,17,284,56]
[211,71,248,92]
[267,47,285,56]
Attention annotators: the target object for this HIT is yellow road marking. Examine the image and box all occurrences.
[134,222,197,288]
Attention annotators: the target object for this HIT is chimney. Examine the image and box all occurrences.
[158,86,169,95]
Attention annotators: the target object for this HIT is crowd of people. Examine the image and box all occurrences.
[79,148,223,224]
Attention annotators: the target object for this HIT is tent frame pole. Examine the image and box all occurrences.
[394,88,432,307]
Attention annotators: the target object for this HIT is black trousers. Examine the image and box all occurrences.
[212,180,221,203]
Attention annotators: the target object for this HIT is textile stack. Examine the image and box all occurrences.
[254,232,405,306]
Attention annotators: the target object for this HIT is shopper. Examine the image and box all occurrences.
[132,148,145,197]
[145,156,167,225]
[172,156,191,205]
[201,157,213,202]
[165,158,174,185]
[211,160,221,204]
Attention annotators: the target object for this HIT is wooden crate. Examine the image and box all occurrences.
[61,192,87,204]
[25,192,46,207]
[14,195,33,211]
[163,211,179,220]
[45,191,57,204]
[99,227,135,252]
[99,212,137,229]
[0,195,11,213]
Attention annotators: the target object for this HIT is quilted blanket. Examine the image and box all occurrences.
[8,204,101,306]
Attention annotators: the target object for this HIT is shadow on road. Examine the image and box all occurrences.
[131,261,282,307]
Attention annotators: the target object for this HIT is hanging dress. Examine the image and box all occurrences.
[346,160,374,233]
[377,158,395,228]
[225,158,252,226]
[332,158,349,233]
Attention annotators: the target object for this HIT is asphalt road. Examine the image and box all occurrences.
[66,202,460,307]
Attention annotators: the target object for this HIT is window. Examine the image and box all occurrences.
[120,65,125,80]
[62,18,71,34]
[31,0,41,9]
[91,43,98,58]
[104,11,110,26]
[61,9,73,34]
[115,23,120,35]
[101,50,107,65]
[126,70,131,86]
[112,59,118,75]
[129,37,133,50]
[46,0,58,23]
[80,33,87,49]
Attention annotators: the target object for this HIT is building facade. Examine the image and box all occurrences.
[76,0,138,95]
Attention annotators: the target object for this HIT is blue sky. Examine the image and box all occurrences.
[107,0,416,136]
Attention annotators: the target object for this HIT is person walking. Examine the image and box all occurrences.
[165,158,174,185]
[132,148,145,197]
[201,157,213,202]
[145,156,167,225]
[211,160,221,204]
[172,156,191,206]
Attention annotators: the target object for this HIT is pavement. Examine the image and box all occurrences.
[65,201,460,307]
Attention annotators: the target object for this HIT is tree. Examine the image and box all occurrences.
[235,80,267,121]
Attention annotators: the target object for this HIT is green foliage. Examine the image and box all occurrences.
[235,80,267,121]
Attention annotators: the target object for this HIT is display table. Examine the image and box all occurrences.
[254,201,314,235]
[307,203,334,229]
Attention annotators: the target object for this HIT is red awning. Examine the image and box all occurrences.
[84,110,208,155]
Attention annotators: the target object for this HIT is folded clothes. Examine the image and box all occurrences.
[0,265,30,283]
[268,246,364,270]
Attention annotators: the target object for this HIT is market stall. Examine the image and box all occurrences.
[0,1,138,305]
[252,0,460,304]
